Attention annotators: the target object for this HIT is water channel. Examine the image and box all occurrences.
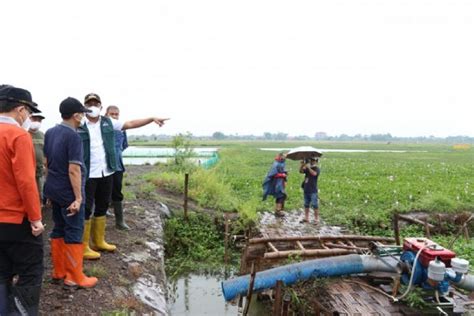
[168,273,268,316]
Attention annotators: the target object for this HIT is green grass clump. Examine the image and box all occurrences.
[164,212,237,277]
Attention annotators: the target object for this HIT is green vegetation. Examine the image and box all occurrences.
[146,141,473,270]
[164,212,239,278]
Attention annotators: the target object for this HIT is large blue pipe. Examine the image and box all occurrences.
[221,254,399,301]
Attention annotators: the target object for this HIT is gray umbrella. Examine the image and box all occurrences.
[286,146,323,161]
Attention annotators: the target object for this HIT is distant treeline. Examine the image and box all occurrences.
[127,132,474,144]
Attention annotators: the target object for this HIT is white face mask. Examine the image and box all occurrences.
[81,116,87,125]
[86,106,101,118]
[22,117,32,131]
[29,121,41,131]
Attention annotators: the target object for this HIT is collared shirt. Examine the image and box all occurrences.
[86,117,124,178]
[44,122,86,207]
[0,115,20,126]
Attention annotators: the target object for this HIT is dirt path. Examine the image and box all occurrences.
[39,165,170,315]
[258,209,348,238]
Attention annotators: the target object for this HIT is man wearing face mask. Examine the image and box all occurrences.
[29,113,46,202]
[0,85,44,315]
[79,93,168,260]
[43,97,98,289]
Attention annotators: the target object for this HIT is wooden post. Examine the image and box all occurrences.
[243,262,256,316]
[424,217,431,238]
[273,280,283,316]
[282,293,291,316]
[184,173,189,221]
[463,226,470,240]
[224,213,229,265]
[393,213,400,246]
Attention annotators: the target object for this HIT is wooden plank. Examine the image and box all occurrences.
[272,280,283,316]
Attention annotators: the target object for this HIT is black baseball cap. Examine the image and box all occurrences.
[0,85,40,113]
[60,97,92,115]
[84,93,101,104]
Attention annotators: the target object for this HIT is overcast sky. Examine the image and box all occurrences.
[1,0,473,137]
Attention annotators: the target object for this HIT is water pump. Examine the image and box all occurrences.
[399,237,470,295]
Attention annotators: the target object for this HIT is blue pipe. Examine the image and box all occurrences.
[221,254,399,301]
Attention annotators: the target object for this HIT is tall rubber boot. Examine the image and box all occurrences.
[10,285,41,316]
[0,283,9,315]
[112,201,130,230]
[51,238,66,282]
[91,216,116,252]
[64,244,98,289]
[83,219,101,260]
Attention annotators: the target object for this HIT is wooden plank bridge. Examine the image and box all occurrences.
[237,210,474,315]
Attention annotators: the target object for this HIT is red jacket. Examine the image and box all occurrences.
[0,119,41,224]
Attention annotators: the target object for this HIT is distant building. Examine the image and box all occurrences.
[314,132,328,140]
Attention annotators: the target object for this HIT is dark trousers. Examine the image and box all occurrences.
[50,201,85,244]
[111,171,124,202]
[85,175,113,220]
[0,219,44,286]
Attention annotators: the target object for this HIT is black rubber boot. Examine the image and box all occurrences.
[113,201,130,230]
[10,285,41,316]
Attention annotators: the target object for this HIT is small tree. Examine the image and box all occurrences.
[170,132,194,168]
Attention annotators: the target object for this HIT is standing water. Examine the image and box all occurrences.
[168,273,269,315]
[122,146,219,166]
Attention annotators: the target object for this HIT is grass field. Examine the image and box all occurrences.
[141,140,474,263]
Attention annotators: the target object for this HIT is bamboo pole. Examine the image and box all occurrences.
[250,235,395,245]
[264,248,355,259]
[296,241,305,251]
[324,242,368,251]
[243,262,256,316]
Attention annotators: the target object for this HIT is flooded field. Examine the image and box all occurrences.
[123,146,219,165]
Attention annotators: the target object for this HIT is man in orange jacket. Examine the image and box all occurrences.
[0,85,44,315]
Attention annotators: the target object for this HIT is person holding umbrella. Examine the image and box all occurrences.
[262,152,288,217]
[299,157,320,224]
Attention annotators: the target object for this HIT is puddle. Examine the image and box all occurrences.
[168,273,269,316]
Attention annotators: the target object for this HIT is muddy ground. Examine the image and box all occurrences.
[39,165,175,315]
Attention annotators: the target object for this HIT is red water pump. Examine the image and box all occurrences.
[403,237,456,268]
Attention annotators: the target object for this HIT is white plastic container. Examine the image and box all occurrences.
[428,260,446,282]
[451,258,469,274]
